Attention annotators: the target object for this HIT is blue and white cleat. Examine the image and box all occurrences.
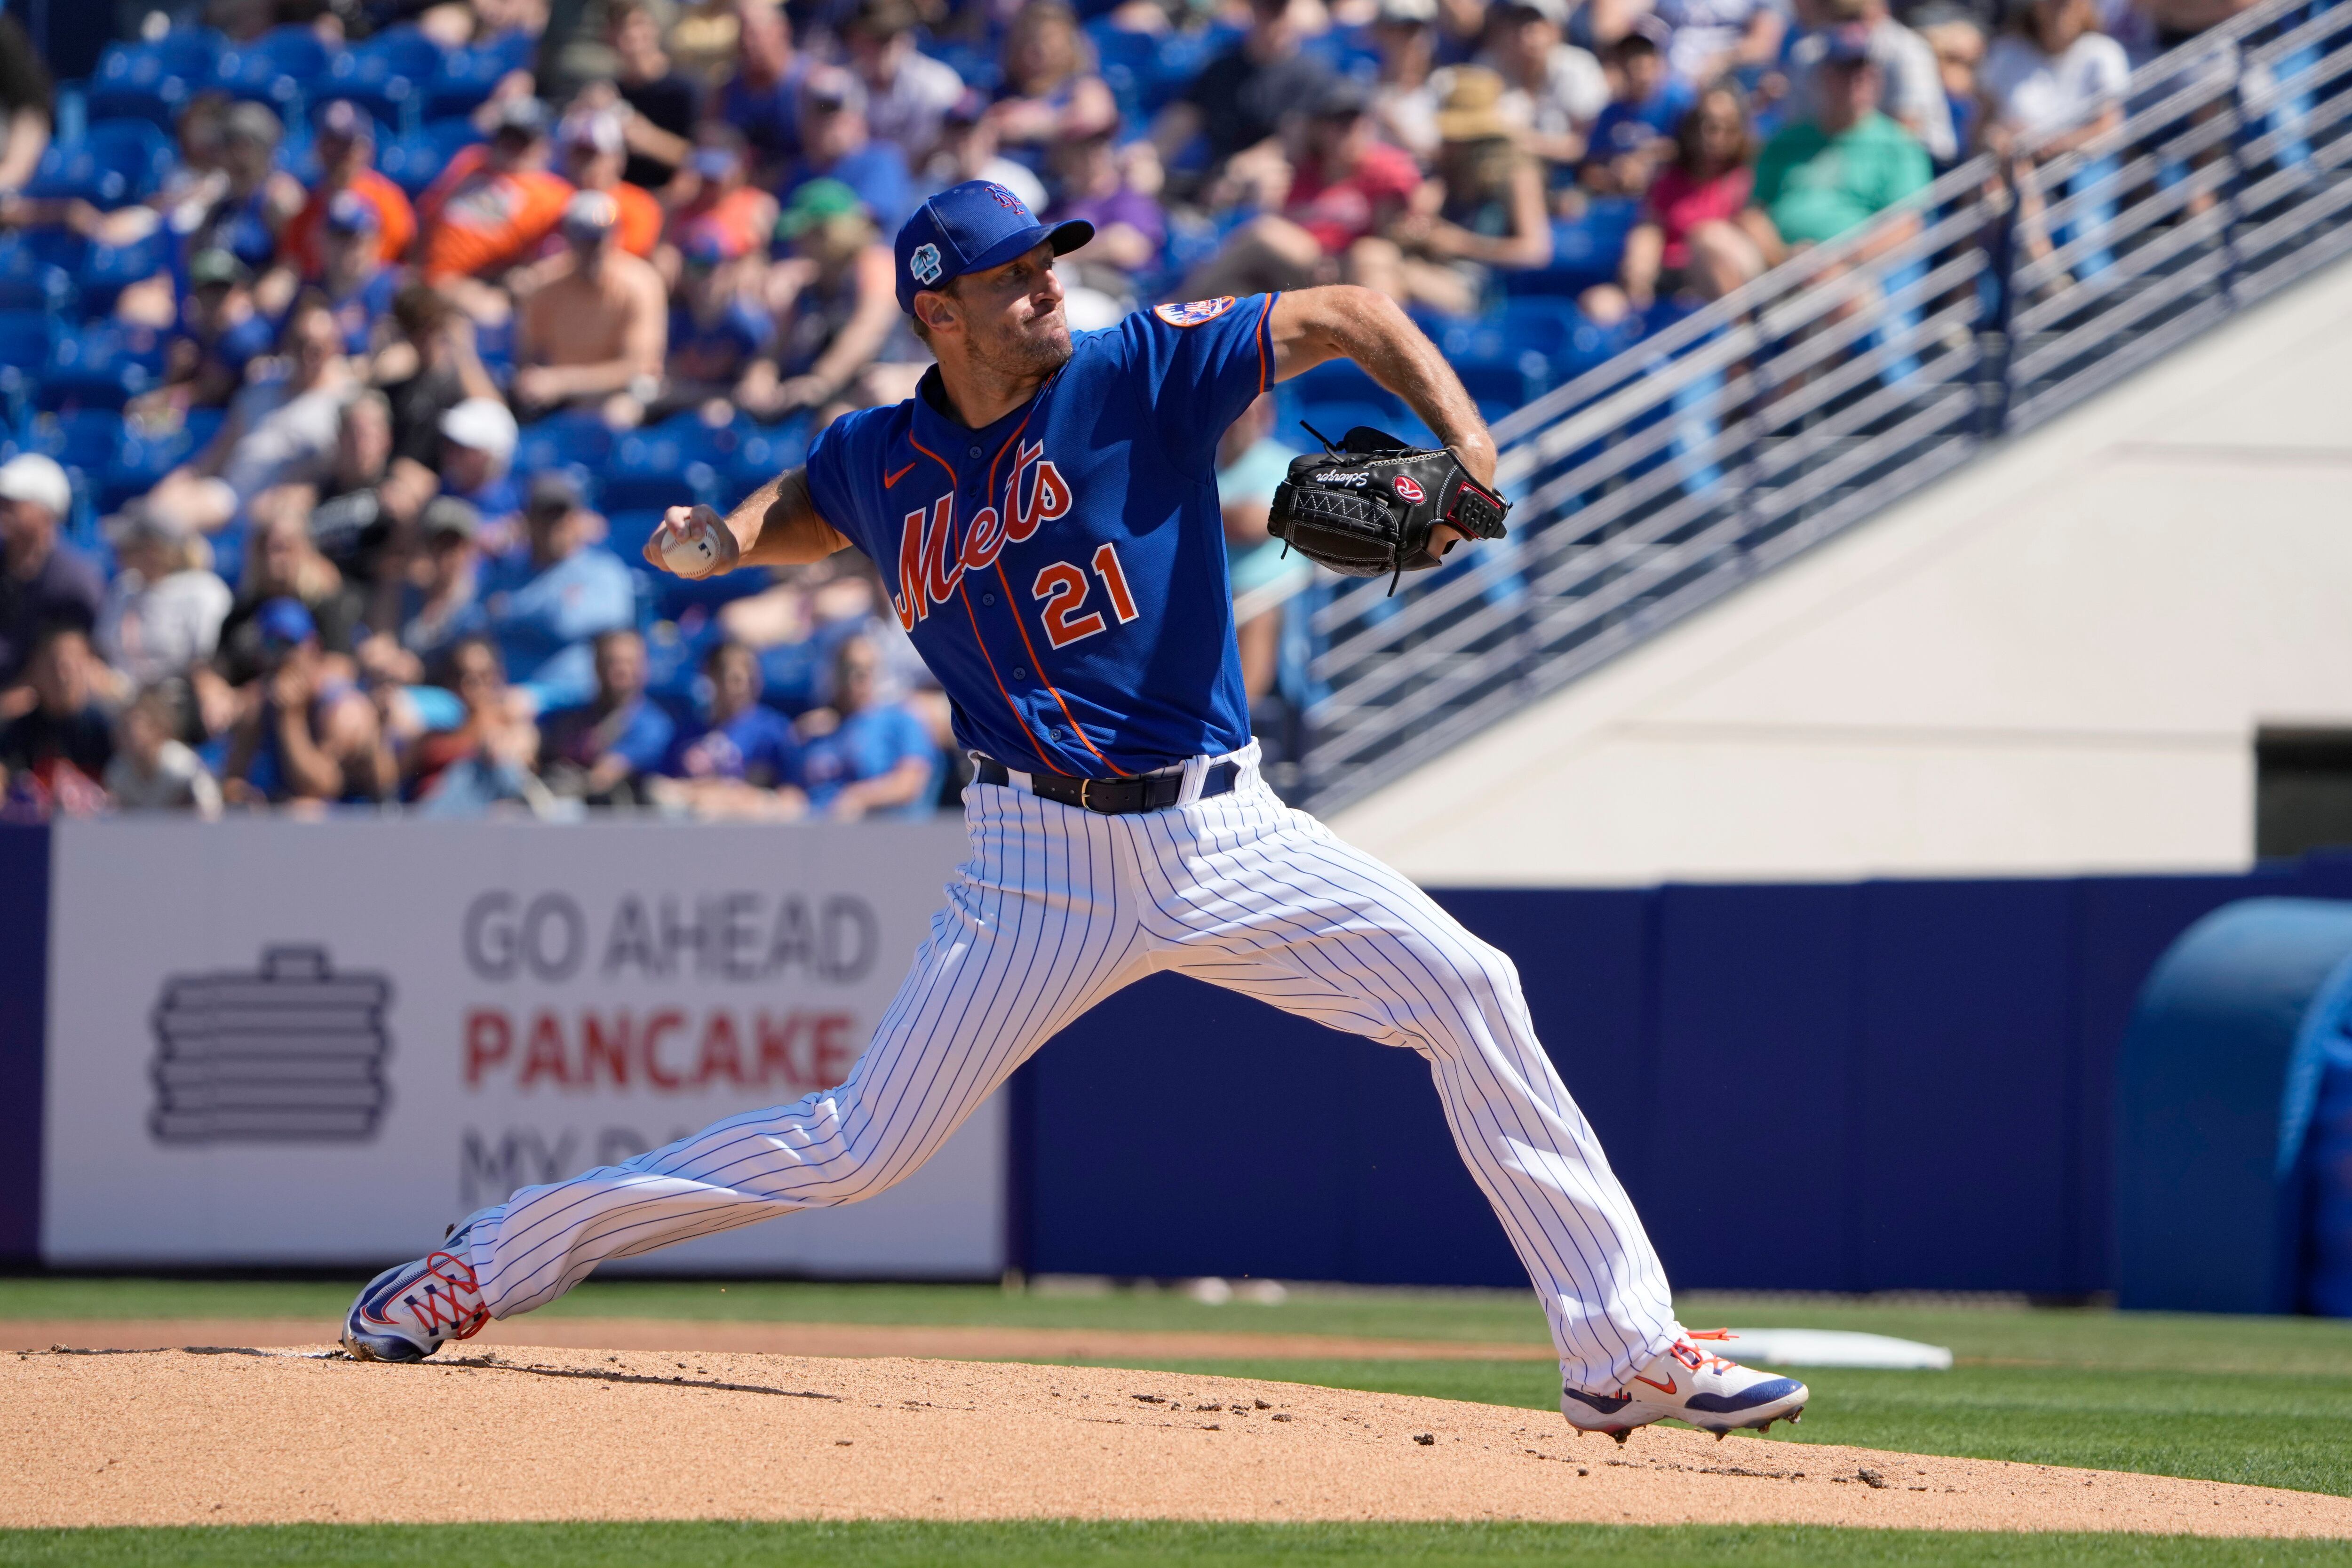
[341,1222,490,1362]
[1561,1330,1809,1443]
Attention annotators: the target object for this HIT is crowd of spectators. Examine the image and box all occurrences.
[0,0,2225,818]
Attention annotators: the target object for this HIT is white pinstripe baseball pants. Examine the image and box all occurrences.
[470,745,1679,1390]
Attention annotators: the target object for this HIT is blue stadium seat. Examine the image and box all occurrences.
[600,460,716,513]
[86,41,213,131]
[1146,26,1239,114]
[379,117,484,196]
[720,422,810,509]
[351,25,445,82]
[602,507,666,561]
[514,410,614,474]
[80,232,172,322]
[633,410,751,471]
[151,27,231,78]
[24,119,175,207]
[0,244,73,314]
[0,310,59,417]
[1284,359,1404,419]
[40,324,167,411]
[1501,199,1639,297]
[1086,24,1160,124]
[216,27,337,120]
[12,228,89,276]
[424,47,509,121]
[325,34,429,137]
[917,39,1000,96]
[103,420,208,511]
[29,409,129,476]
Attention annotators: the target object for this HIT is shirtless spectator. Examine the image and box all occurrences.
[513,192,668,425]
[417,98,575,319]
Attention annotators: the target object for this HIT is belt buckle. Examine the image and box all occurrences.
[1079,777,1095,812]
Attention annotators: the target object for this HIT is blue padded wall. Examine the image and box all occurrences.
[0,825,48,1264]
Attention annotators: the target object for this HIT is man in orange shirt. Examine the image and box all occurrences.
[557,108,663,260]
[418,99,575,301]
[276,101,417,281]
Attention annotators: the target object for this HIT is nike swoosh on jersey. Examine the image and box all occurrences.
[884,461,918,488]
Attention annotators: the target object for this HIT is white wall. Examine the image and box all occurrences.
[1331,261,2352,885]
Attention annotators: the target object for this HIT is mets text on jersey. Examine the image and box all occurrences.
[886,440,1074,628]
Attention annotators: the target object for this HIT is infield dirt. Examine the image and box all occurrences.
[5,1342,2350,1537]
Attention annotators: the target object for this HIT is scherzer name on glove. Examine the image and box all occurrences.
[1267,424,1510,593]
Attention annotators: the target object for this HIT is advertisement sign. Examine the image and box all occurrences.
[41,816,997,1274]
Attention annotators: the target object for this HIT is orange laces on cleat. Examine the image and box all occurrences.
[1672,1330,1738,1373]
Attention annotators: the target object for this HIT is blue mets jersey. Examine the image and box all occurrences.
[803,293,1277,779]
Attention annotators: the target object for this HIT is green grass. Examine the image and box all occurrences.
[3,1521,2349,1568]
[9,1279,2350,1496]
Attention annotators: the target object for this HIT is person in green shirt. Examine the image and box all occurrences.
[1738,27,1933,263]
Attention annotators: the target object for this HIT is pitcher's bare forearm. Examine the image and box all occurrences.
[731,468,853,567]
[1269,286,1495,487]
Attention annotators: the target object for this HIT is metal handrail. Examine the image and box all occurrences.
[1281,0,2352,812]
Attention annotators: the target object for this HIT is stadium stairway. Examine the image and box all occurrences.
[1275,0,2352,814]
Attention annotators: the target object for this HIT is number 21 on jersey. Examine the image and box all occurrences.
[1033,543,1141,649]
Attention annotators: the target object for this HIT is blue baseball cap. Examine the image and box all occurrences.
[256,596,317,649]
[893,180,1093,314]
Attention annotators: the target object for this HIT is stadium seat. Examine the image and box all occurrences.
[80,232,172,322]
[0,244,73,314]
[0,310,59,417]
[601,453,717,513]
[30,409,129,476]
[326,30,435,135]
[24,119,175,207]
[1085,24,1160,123]
[721,423,810,509]
[103,420,208,511]
[86,41,213,131]
[216,27,337,121]
[1501,199,1640,297]
[423,47,509,121]
[378,117,485,196]
[513,410,615,474]
[40,324,167,412]
[1284,360,1405,420]
[633,410,749,471]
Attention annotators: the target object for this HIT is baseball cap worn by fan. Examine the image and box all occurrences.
[256,597,318,650]
[324,190,381,237]
[777,177,865,242]
[0,453,72,517]
[893,179,1094,314]
[421,495,479,541]
[563,189,620,242]
[1820,23,1876,63]
[440,397,519,464]
[189,247,249,290]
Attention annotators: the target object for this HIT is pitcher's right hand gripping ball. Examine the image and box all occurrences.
[1268,425,1510,591]
[645,504,737,579]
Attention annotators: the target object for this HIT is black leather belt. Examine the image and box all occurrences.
[974,757,1239,813]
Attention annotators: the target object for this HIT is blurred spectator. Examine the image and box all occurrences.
[1918,11,1987,154]
[1214,394,1308,702]
[1474,0,1609,170]
[309,392,428,625]
[317,195,404,358]
[0,627,111,810]
[215,506,366,689]
[479,472,634,712]
[1580,20,1693,195]
[1653,0,1788,88]
[189,101,307,297]
[1046,119,1168,294]
[1369,0,1445,161]
[797,630,938,820]
[1740,36,1931,263]
[411,635,548,814]
[1181,80,1425,303]
[95,514,231,693]
[605,0,702,191]
[514,191,669,422]
[134,295,356,539]
[651,639,808,819]
[0,455,103,693]
[557,108,665,259]
[662,226,778,418]
[990,1,1118,167]
[538,627,673,806]
[1154,0,1332,181]
[219,597,392,807]
[0,11,54,197]
[1390,70,1555,313]
[665,127,780,272]
[276,101,418,284]
[741,180,906,421]
[421,397,524,535]
[418,98,575,309]
[922,88,1048,212]
[2136,0,2258,52]
[1583,82,1762,323]
[1980,0,2126,276]
[106,686,223,817]
[720,0,810,178]
[371,496,488,681]
[377,286,505,467]
[781,65,916,237]
[1790,0,1960,163]
[148,248,275,416]
[844,0,964,167]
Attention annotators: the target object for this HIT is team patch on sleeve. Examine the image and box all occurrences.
[1154,296,1238,327]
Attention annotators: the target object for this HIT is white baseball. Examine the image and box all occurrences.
[661,522,720,576]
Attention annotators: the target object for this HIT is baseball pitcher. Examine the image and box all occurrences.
[342,180,1807,1443]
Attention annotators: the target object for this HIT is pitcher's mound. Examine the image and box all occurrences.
[5,1346,2346,1537]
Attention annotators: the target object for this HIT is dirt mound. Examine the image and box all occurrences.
[5,1345,2346,1536]
[0,1317,1557,1361]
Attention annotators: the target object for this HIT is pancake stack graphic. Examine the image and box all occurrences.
[149,946,393,1143]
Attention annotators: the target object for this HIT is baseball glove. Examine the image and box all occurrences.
[1267,424,1510,593]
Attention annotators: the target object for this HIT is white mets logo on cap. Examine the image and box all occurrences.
[1154,296,1237,327]
[910,242,943,284]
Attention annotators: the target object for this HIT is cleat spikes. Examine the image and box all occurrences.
[1611,1429,1630,1446]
